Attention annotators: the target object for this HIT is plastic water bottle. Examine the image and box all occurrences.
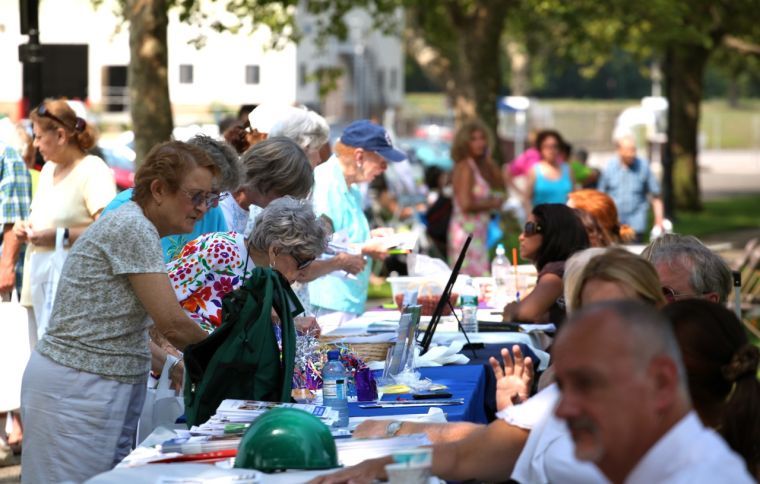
[460,277,479,334]
[322,350,349,428]
[491,244,510,308]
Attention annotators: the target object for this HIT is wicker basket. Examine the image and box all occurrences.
[320,335,393,363]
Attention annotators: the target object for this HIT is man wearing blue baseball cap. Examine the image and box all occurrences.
[308,120,407,326]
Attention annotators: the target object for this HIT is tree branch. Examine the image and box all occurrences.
[723,35,760,55]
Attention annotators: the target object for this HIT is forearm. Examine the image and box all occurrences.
[460,197,500,214]
[161,318,208,351]
[651,197,664,224]
[1,224,21,273]
[400,421,484,444]
[300,258,343,282]
[434,421,528,482]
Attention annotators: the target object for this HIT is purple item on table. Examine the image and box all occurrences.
[355,367,378,401]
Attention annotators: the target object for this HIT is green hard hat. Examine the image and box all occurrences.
[234,407,339,472]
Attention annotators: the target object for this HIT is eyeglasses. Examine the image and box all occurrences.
[523,221,543,236]
[37,103,86,133]
[179,188,227,209]
[661,286,700,303]
[292,253,315,271]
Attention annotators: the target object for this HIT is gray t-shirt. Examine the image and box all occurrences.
[37,201,166,384]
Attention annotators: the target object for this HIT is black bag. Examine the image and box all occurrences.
[183,267,302,427]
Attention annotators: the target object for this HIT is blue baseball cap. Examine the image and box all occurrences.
[339,120,407,162]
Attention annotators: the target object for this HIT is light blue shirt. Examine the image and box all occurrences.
[308,156,371,315]
[598,156,660,234]
[101,188,229,262]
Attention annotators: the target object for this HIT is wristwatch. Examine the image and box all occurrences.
[386,421,403,437]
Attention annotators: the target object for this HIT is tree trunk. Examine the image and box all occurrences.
[505,39,530,96]
[664,43,710,212]
[127,0,173,166]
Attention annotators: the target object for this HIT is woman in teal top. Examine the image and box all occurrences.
[526,130,574,209]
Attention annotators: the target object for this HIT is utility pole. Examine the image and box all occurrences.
[18,0,43,117]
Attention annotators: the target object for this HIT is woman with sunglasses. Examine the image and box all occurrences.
[14,100,116,330]
[167,196,329,336]
[502,203,589,323]
[20,141,218,483]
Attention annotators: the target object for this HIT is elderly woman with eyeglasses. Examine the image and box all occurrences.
[167,196,329,335]
[502,203,589,324]
[20,141,218,483]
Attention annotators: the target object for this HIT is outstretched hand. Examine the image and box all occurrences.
[308,456,392,484]
[489,345,534,411]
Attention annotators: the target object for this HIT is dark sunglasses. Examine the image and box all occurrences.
[292,253,315,271]
[179,188,227,209]
[37,103,87,133]
[523,221,543,236]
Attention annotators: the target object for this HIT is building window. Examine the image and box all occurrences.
[245,65,260,85]
[377,69,385,90]
[179,64,193,84]
[390,68,398,91]
[299,63,307,87]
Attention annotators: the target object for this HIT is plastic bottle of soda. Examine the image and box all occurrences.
[491,243,510,308]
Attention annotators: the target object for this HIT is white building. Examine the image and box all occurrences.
[0,1,404,124]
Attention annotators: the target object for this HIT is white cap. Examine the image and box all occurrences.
[247,104,304,134]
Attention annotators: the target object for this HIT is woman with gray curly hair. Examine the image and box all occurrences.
[167,196,328,335]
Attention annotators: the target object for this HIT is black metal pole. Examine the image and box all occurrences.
[19,0,43,116]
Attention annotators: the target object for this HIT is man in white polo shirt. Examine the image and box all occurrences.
[552,300,752,484]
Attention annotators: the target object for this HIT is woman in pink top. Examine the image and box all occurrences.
[447,120,505,275]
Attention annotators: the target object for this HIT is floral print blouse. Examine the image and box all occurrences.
[168,232,255,333]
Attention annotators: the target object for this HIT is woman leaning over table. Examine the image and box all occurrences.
[502,203,589,324]
[19,141,217,484]
[168,196,329,336]
[14,99,116,333]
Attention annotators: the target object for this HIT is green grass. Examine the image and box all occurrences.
[672,195,760,238]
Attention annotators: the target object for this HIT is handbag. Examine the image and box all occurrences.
[183,267,301,427]
[29,228,68,339]
[0,290,33,412]
[136,355,184,445]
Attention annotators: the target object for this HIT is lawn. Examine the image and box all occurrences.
[672,195,760,238]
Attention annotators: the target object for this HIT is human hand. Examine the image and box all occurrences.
[169,359,184,393]
[361,241,388,261]
[352,419,395,439]
[370,227,394,239]
[0,266,15,296]
[502,301,519,322]
[490,196,506,210]
[308,456,393,484]
[12,221,30,243]
[336,253,366,275]
[295,316,321,337]
[490,345,533,411]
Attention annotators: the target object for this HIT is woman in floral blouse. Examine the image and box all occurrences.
[167,196,329,334]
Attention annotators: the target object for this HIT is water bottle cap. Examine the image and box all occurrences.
[496,244,505,255]
[327,350,341,361]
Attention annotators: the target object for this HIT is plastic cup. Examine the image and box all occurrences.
[384,462,431,484]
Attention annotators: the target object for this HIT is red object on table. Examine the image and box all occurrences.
[148,448,238,464]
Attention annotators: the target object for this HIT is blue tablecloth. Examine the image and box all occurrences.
[348,365,487,424]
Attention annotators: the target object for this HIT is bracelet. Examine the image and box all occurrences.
[169,357,182,374]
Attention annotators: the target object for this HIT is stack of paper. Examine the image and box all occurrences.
[189,400,339,436]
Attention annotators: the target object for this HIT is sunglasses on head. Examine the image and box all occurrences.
[37,103,87,133]
[292,253,315,271]
[523,221,543,236]
[179,188,227,209]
